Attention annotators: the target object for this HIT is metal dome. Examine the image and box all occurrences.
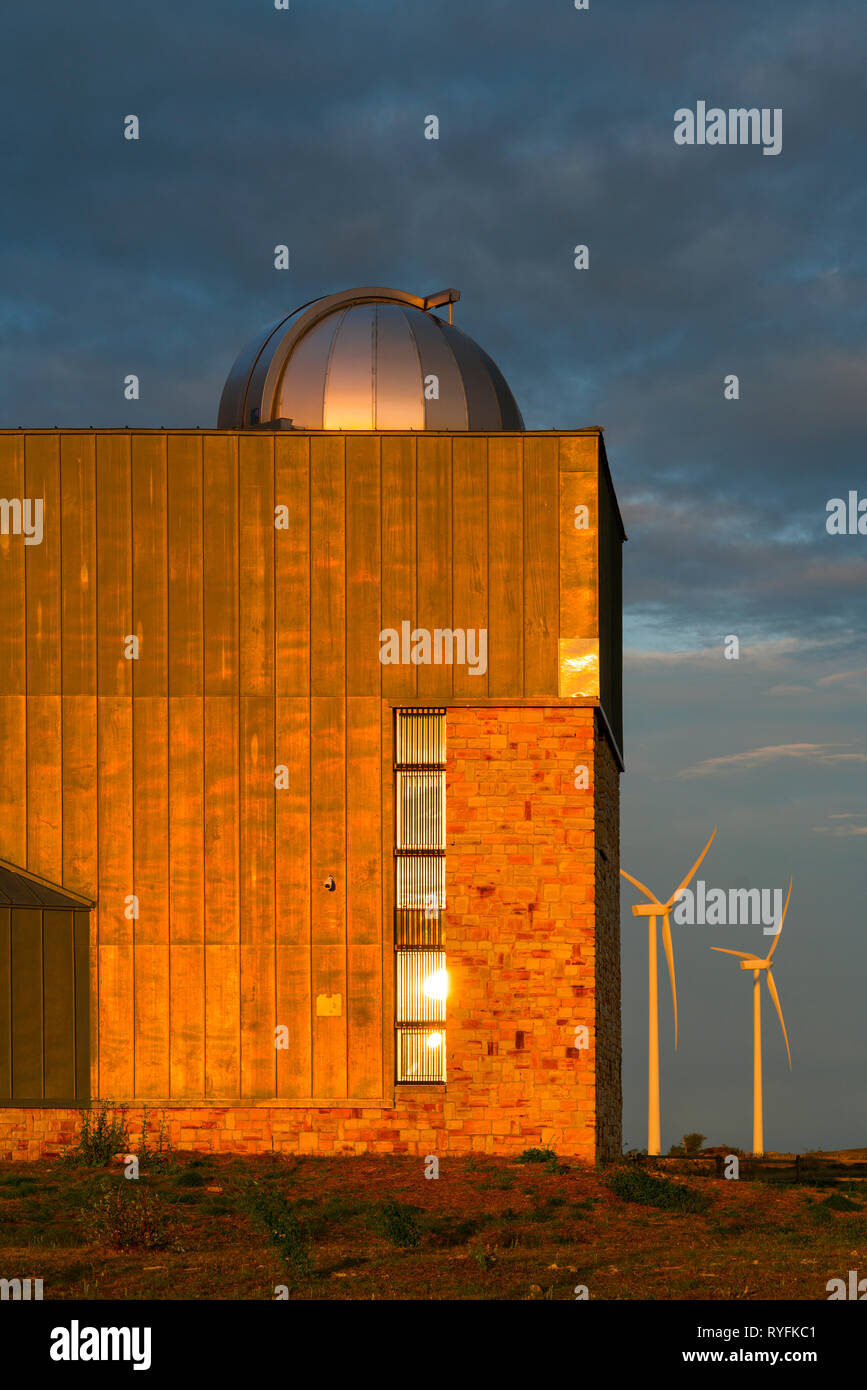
[217,286,524,430]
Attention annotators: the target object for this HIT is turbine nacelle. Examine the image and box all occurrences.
[710,875,793,1075]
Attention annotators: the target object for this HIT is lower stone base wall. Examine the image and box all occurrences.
[0,1101,595,1162]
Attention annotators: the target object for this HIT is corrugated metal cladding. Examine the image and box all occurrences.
[0,866,91,1104]
[0,428,621,1106]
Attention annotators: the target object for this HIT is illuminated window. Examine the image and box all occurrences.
[394,709,447,1083]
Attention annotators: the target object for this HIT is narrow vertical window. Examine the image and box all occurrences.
[394,709,447,1082]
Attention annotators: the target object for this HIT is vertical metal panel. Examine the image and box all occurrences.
[167,435,204,697]
[347,696,382,1097]
[487,436,524,696]
[309,437,346,696]
[239,693,276,1097]
[415,436,453,702]
[61,436,98,905]
[275,695,311,1097]
[73,910,90,1100]
[25,438,63,881]
[95,431,133,1109]
[170,943,204,1098]
[96,696,133,1105]
[346,436,382,695]
[311,695,347,1096]
[274,434,310,697]
[11,908,43,1097]
[24,434,61,695]
[97,941,134,1099]
[0,434,27,869]
[168,697,205,1095]
[60,434,97,697]
[131,435,168,696]
[558,451,597,636]
[381,436,417,701]
[0,907,10,1099]
[203,435,239,696]
[204,696,240,946]
[523,436,560,696]
[42,910,75,1099]
[133,698,170,946]
[27,697,62,884]
[167,705,205,923]
[205,942,240,1097]
[239,434,274,697]
[166,434,206,1099]
[96,435,132,698]
[203,699,240,1069]
[452,436,488,698]
[134,944,169,1098]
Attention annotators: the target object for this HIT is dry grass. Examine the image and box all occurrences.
[1,1152,865,1300]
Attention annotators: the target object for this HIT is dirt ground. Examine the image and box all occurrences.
[1,1151,864,1300]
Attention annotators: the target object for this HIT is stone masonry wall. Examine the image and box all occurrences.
[593,720,623,1161]
[0,706,622,1162]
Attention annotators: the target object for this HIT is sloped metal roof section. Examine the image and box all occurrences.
[217,286,524,430]
[0,861,95,909]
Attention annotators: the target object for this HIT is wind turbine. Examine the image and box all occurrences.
[710,877,793,1157]
[620,829,717,1156]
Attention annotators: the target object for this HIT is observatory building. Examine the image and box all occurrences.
[0,286,624,1160]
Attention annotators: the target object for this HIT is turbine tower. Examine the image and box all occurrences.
[620,829,717,1156]
[710,877,793,1156]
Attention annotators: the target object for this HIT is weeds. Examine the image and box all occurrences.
[244,1185,312,1279]
[63,1102,130,1168]
[136,1108,174,1170]
[369,1199,422,1248]
[515,1148,559,1165]
[606,1166,710,1215]
[79,1185,172,1250]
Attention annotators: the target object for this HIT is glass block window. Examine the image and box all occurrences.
[394,709,447,1083]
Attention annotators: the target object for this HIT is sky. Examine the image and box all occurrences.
[2,0,865,1151]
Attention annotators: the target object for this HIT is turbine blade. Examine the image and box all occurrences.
[768,876,793,959]
[665,828,717,908]
[710,948,754,958]
[619,867,659,905]
[766,970,792,1068]
[661,913,678,1049]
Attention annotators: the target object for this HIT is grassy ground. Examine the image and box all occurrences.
[1,1151,865,1300]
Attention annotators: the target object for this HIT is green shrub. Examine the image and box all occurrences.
[421,1214,483,1248]
[244,1186,312,1277]
[369,1199,422,1248]
[526,1196,567,1223]
[79,1185,172,1250]
[817,1192,861,1213]
[173,1169,208,1187]
[515,1147,559,1165]
[65,1102,130,1167]
[606,1166,710,1214]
